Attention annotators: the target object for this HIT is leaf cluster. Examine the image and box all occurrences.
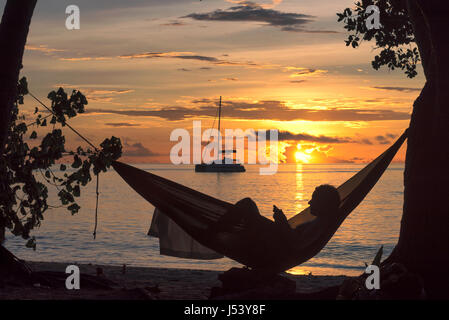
[0,77,122,246]
[337,0,420,78]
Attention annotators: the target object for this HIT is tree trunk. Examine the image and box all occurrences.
[0,0,37,277]
[387,0,449,298]
[0,244,33,285]
[0,0,37,154]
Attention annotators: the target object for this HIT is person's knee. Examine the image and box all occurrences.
[237,197,255,206]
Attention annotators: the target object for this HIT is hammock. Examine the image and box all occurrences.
[112,130,407,273]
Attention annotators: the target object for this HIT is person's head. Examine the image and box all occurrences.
[308,184,340,217]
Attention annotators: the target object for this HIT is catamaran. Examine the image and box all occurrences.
[195,97,246,173]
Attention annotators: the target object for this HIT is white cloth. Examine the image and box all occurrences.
[148,208,223,260]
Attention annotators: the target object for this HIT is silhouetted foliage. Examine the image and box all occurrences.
[0,77,122,248]
[337,0,420,78]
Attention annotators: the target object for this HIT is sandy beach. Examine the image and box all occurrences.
[0,261,347,300]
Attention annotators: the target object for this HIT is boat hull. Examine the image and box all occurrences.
[195,163,246,172]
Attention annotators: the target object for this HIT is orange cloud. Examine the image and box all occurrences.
[225,0,283,9]
[59,57,113,61]
[289,68,327,77]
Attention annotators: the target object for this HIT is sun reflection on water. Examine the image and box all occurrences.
[294,163,304,217]
[286,267,312,276]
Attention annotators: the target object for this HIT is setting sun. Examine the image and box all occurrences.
[295,143,312,163]
[295,151,311,163]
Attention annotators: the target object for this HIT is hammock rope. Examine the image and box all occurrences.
[27,90,101,240]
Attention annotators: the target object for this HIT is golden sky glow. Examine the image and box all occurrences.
[13,0,423,164]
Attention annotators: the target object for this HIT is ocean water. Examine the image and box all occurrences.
[5,163,404,276]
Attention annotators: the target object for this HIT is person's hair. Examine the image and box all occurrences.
[313,184,340,210]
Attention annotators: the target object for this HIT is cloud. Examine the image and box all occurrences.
[85,89,134,95]
[173,55,220,62]
[53,84,134,94]
[58,51,307,72]
[183,2,313,29]
[225,0,283,9]
[277,130,400,146]
[116,51,268,68]
[160,20,187,26]
[371,86,421,93]
[375,133,398,145]
[118,52,219,62]
[278,131,352,143]
[123,141,160,157]
[177,68,192,72]
[191,98,215,104]
[280,26,339,33]
[290,80,307,84]
[360,138,373,145]
[26,45,65,55]
[104,122,141,127]
[85,99,410,122]
[386,133,397,139]
[59,57,113,61]
[356,133,398,145]
[81,89,134,103]
[49,85,134,103]
[183,2,337,33]
[289,68,327,77]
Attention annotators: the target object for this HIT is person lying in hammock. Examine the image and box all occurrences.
[273,184,341,232]
[215,184,340,234]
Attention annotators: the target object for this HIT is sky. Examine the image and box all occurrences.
[2,0,424,164]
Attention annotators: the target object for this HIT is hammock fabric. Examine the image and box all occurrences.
[112,130,407,273]
[148,207,224,260]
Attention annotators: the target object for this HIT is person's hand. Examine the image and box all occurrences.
[273,205,290,227]
[273,205,284,220]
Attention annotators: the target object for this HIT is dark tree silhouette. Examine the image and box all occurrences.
[0,0,37,283]
[0,0,37,244]
[339,0,449,298]
[0,1,122,286]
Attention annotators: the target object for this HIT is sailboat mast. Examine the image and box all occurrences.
[218,96,222,135]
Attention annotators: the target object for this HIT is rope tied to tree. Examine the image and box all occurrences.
[28,91,99,152]
[93,173,100,239]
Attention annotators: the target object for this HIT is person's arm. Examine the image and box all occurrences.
[273,205,290,227]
